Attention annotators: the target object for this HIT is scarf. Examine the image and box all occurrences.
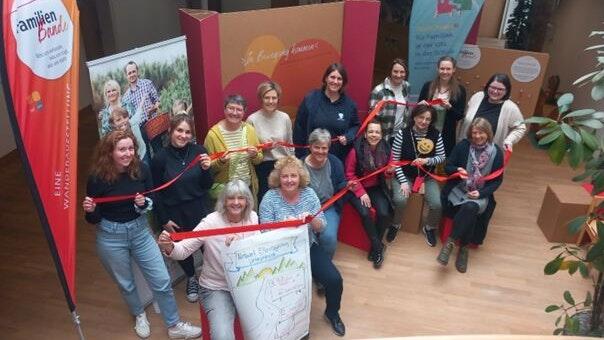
[358,137,389,174]
[466,142,494,191]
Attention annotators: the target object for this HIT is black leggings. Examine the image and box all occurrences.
[348,186,391,250]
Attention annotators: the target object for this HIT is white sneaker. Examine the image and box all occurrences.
[134,312,151,338]
[168,321,202,339]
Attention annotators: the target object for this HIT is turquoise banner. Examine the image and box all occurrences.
[408,0,484,98]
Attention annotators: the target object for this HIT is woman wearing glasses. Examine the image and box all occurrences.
[458,73,526,151]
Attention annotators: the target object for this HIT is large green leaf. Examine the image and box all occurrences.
[586,239,604,262]
[585,291,593,307]
[560,123,582,143]
[547,134,568,164]
[592,84,604,101]
[592,111,604,119]
[568,142,584,168]
[525,116,556,125]
[545,305,560,313]
[578,261,589,278]
[553,328,564,335]
[573,70,600,85]
[567,261,579,274]
[536,125,561,136]
[564,290,575,305]
[575,119,604,129]
[538,129,563,145]
[568,215,588,234]
[579,128,599,150]
[585,44,604,51]
[572,169,595,182]
[564,109,595,118]
[591,256,604,272]
[594,171,604,194]
[544,257,563,275]
[557,93,574,107]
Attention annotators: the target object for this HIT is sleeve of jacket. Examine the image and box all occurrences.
[445,139,468,175]
[343,101,360,145]
[293,95,311,158]
[450,85,467,121]
[204,128,229,174]
[418,81,430,102]
[329,154,347,192]
[197,144,214,190]
[246,124,264,165]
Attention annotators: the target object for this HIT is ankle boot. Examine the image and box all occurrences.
[373,243,384,269]
[455,246,469,273]
[437,238,455,266]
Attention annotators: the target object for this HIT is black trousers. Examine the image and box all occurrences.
[255,160,276,205]
[348,186,391,250]
[166,197,210,277]
[310,243,343,318]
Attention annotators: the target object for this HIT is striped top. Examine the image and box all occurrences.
[220,126,251,185]
[259,187,326,245]
[392,128,446,184]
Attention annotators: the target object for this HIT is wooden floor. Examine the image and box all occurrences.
[0,108,594,339]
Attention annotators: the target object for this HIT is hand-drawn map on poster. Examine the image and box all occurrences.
[223,227,311,340]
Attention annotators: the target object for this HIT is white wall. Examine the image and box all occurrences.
[542,0,604,111]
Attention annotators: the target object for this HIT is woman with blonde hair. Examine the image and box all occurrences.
[247,81,293,202]
[259,155,346,337]
[98,79,136,136]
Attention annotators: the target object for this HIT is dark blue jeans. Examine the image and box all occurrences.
[310,243,343,318]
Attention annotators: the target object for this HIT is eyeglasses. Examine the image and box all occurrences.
[488,85,507,93]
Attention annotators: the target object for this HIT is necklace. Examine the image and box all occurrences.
[173,144,190,166]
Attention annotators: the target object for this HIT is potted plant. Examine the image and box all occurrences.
[525,26,604,336]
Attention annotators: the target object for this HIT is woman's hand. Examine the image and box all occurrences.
[82,196,96,213]
[246,146,258,158]
[411,158,428,166]
[134,193,146,207]
[504,143,513,152]
[337,135,347,145]
[457,167,468,179]
[440,98,452,109]
[263,138,274,150]
[418,100,428,106]
[347,179,359,191]
[300,212,322,233]
[399,183,411,197]
[467,190,480,199]
[360,194,372,208]
[157,231,175,255]
[219,152,231,163]
[199,153,211,170]
[225,234,240,246]
[163,220,180,233]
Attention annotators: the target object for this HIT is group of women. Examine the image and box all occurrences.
[82,58,526,339]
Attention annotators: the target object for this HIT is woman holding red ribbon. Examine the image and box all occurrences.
[82,130,202,339]
[158,179,259,340]
[247,81,293,203]
[259,156,346,337]
[388,105,445,246]
[458,73,526,152]
[368,58,411,145]
[437,118,504,273]
[293,63,360,162]
[204,94,263,203]
[418,56,467,156]
[151,114,213,303]
[345,120,393,268]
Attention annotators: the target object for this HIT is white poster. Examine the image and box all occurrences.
[223,227,312,340]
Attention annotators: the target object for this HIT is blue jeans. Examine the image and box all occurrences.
[96,215,180,327]
[317,207,341,259]
[199,287,237,340]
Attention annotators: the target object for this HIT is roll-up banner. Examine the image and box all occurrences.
[0,0,82,336]
[408,0,485,99]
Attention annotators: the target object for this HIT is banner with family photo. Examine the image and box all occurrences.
[223,227,312,340]
[86,35,193,160]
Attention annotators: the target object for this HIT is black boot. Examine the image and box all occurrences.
[373,242,385,269]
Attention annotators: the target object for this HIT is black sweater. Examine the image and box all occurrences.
[85,164,153,224]
[151,143,213,225]
[418,82,467,156]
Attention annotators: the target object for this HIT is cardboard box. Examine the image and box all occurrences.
[537,184,591,243]
[401,192,425,234]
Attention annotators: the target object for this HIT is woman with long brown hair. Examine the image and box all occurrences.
[82,130,201,339]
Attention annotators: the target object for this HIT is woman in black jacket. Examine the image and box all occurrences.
[418,56,467,156]
[151,114,213,302]
[437,118,503,273]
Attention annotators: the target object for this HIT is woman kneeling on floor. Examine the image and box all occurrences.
[437,118,504,273]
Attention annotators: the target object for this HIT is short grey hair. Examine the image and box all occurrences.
[215,179,254,220]
[224,94,247,111]
[308,128,331,146]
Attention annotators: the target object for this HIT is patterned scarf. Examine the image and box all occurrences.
[358,137,389,174]
[466,142,494,191]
